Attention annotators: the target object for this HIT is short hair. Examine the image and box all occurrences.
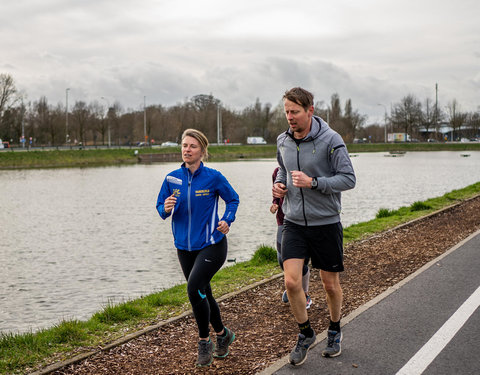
[181,128,209,160]
[283,87,314,111]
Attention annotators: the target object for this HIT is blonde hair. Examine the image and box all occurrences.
[181,128,209,161]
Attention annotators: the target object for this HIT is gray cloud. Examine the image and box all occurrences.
[2,0,479,123]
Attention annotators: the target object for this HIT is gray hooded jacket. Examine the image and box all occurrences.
[275,116,356,226]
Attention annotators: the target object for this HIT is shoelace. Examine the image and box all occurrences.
[295,335,306,350]
[326,332,337,347]
[198,341,210,354]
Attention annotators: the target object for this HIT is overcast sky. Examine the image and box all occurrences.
[1,0,479,123]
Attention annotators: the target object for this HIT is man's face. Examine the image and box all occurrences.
[284,99,314,138]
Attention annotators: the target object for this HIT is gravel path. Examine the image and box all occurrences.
[42,196,480,375]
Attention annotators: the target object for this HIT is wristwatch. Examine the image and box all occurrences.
[311,177,318,190]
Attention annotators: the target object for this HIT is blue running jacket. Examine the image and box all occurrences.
[156,162,240,251]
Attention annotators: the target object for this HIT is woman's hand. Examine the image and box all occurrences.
[164,193,177,213]
[272,183,287,198]
[217,220,230,234]
[270,203,279,214]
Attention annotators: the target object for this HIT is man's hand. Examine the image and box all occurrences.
[272,182,287,198]
[291,170,312,189]
[217,220,230,234]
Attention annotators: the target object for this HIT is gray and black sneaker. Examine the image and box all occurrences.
[196,339,214,367]
[289,332,316,366]
[322,330,343,357]
[214,327,235,358]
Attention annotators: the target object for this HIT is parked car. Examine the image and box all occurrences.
[161,141,178,147]
[246,137,267,145]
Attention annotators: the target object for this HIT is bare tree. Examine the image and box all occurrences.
[0,73,20,135]
[446,99,467,141]
[71,101,90,145]
[343,99,366,142]
[391,95,423,140]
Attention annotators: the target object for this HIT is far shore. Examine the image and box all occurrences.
[1,142,479,170]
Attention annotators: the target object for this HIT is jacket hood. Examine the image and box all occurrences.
[284,116,329,142]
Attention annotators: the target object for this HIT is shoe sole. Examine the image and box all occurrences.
[213,332,236,359]
[290,351,309,366]
[322,348,342,358]
[196,358,214,367]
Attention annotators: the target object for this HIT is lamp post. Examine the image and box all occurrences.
[378,103,387,143]
[101,96,111,147]
[217,102,223,145]
[144,96,147,145]
[21,98,25,148]
[65,88,70,145]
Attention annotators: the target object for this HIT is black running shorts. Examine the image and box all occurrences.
[281,220,344,272]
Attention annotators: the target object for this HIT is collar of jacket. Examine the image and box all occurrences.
[181,161,204,176]
[285,116,322,142]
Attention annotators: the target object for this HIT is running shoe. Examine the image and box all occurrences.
[289,332,316,366]
[321,330,343,357]
[196,339,214,367]
[282,290,289,303]
[214,327,235,358]
[305,295,312,309]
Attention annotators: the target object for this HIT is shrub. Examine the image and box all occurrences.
[410,201,432,211]
[376,208,396,218]
[250,245,277,265]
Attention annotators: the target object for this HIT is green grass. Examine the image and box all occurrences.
[344,181,480,243]
[1,181,480,374]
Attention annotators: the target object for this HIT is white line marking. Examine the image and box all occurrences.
[396,285,480,375]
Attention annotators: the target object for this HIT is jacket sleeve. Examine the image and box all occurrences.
[275,145,287,185]
[317,135,356,194]
[272,168,280,204]
[216,173,240,226]
[156,178,172,220]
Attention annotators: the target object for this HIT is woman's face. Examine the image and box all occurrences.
[181,135,203,166]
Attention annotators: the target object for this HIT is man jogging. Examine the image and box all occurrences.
[272,87,356,366]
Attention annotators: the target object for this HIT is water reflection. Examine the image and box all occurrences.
[0,151,479,333]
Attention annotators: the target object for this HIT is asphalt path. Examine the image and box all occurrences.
[260,229,480,375]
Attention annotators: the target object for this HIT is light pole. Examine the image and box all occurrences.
[143,96,147,145]
[21,98,25,148]
[65,88,70,145]
[217,102,223,145]
[378,103,387,143]
[101,96,111,147]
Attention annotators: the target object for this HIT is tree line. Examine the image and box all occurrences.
[0,73,478,147]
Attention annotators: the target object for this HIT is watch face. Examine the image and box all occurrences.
[311,178,317,187]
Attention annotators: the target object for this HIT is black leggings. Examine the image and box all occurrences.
[177,236,227,338]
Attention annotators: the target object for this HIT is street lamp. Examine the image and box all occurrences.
[66,88,70,145]
[144,96,147,145]
[378,103,387,143]
[101,96,111,147]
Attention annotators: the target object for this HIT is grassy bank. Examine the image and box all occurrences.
[1,142,479,169]
[1,182,479,374]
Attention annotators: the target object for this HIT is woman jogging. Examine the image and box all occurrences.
[156,129,239,367]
